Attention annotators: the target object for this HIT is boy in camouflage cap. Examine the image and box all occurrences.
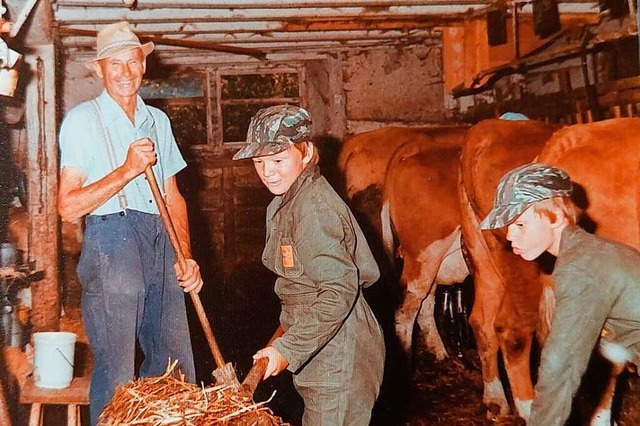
[234,105,385,425]
[483,162,640,425]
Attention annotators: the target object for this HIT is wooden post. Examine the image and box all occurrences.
[611,105,622,118]
[574,112,583,123]
[626,103,634,117]
[586,110,594,123]
[0,373,12,426]
[24,45,59,332]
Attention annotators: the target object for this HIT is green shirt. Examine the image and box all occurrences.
[261,164,383,374]
[529,225,640,425]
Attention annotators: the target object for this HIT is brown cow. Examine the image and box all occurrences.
[339,126,471,361]
[379,128,469,360]
[337,127,431,292]
[337,126,469,237]
[459,118,557,419]
[337,127,422,202]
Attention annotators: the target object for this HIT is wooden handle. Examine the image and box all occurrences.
[241,326,285,397]
[144,166,227,370]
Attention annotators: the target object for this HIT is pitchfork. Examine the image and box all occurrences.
[144,166,283,396]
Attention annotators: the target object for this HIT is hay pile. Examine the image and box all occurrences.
[100,361,288,426]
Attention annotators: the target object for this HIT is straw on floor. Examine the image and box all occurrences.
[100,361,288,426]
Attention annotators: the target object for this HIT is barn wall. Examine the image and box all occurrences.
[441,12,606,120]
[61,59,103,112]
[304,56,347,141]
[443,14,598,94]
[342,45,446,134]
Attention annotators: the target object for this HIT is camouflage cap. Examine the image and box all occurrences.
[480,163,573,230]
[232,105,312,160]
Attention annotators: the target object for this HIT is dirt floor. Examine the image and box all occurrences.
[5,304,640,425]
[401,348,640,426]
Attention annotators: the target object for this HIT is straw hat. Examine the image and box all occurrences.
[85,21,154,69]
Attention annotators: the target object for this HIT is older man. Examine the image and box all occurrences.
[57,21,202,425]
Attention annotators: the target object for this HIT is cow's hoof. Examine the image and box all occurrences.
[486,403,509,421]
[493,415,526,425]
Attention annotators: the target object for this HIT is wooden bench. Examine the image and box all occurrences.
[20,376,90,426]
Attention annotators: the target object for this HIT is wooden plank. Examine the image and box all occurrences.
[20,377,90,405]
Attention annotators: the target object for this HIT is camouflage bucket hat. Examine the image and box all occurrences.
[232,105,312,160]
[480,163,573,230]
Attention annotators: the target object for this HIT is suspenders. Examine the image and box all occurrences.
[90,99,160,215]
[91,100,129,212]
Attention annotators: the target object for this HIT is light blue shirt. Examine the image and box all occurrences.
[59,90,187,216]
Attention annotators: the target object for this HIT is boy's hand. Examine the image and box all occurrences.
[253,346,289,380]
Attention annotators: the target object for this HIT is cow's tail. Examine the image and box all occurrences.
[380,199,396,261]
[537,277,555,346]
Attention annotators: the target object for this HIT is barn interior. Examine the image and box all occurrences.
[1,0,640,425]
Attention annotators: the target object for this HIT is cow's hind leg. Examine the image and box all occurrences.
[591,341,632,426]
[415,228,470,361]
[469,277,510,419]
[415,283,447,360]
[395,259,444,361]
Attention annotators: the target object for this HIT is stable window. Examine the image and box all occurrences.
[215,69,302,148]
[140,74,208,149]
[140,67,303,154]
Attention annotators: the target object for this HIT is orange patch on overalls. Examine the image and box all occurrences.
[281,245,295,268]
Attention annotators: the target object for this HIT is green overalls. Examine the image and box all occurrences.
[262,164,385,426]
[529,226,640,425]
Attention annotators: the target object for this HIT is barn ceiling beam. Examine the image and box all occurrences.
[58,26,267,59]
[60,29,439,46]
[54,4,600,25]
[56,18,464,35]
[54,5,502,24]
[54,0,598,7]
[54,0,498,8]
[60,37,437,53]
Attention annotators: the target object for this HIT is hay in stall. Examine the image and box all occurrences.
[100,360,288,426]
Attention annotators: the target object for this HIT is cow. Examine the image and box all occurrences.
[337,126,469,239]
[338,126,472,361]
[458,118,557,420]
[379,128,469,361]
[337,127,438,248]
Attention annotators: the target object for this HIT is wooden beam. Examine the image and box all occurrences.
[57,27,267,60]
[25,45,60,332]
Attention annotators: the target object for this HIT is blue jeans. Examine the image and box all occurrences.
[78,210,195,426]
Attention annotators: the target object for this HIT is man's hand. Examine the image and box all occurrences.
[174,258,203,293]
[253,346,289,380]
[123,138,157,179]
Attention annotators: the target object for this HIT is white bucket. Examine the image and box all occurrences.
[32,331,77,389]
